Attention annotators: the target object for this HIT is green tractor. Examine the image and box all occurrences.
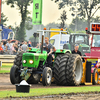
[63,33,90,56]
[10,29,83,86]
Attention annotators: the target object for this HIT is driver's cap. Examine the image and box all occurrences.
[75,44,79,47]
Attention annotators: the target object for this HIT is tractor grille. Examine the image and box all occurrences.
[23,55,33,59]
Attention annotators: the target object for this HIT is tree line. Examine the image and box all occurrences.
[2,0,100,41]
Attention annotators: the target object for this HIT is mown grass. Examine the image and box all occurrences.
[0,86,100,98]
[0,64,13,73]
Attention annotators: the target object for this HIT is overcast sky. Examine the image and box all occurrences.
[2,0,100,27]
[2,0,73,27]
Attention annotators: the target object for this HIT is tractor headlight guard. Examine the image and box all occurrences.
[29,60,34,64]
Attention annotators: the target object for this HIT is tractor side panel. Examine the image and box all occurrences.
[86,62,92,82]
[81,61,86,83]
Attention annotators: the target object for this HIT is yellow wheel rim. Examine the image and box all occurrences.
[95,73,98,82]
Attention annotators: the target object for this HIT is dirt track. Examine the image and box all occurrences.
[0,74,67,91]
[0,73,99,91]
[1,74,100,100]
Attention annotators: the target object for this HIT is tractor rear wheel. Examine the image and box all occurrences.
[14,51,25,68]
[53,55,62,85]
[59,54,70,85]
[10,65,21,84]
[92,69,99,85]
[66,54,83,86]
[42,67,52,86]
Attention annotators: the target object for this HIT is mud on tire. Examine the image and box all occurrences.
[66,54,83,86]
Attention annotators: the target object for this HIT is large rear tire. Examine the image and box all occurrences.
[10,65,21,84]
[53,55,62,85]
[92,68,99,85]
[66,54,83,86]
[42,67,52,86]
[59,54,70,85]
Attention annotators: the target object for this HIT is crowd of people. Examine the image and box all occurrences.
[0,37,82,57]
[0,39,30,55]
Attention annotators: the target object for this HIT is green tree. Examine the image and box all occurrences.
[1,13,8,25]
[52,0,100,30]
[91,16,100,23]
[58,10,67,28]
[6,0,33,41]
[69,17,87,31]
[25,16,33,30]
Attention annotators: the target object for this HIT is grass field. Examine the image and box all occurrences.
[0,64,13,73]
[0,86,100,98]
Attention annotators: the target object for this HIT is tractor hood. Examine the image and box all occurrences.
[27,48,40,53]
[22,51,47,68]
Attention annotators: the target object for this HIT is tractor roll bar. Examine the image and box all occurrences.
[37,30,68,52]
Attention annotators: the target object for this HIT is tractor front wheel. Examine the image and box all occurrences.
[10,65,21,84]
[42,67,52,86]
[92,69,99,85]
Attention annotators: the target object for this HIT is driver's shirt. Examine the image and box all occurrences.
[72,50,82,56]
[43,43,53,53]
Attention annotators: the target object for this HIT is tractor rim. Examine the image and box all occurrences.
[95,72,98,82]
[47,71,51,84]
[75,59,82,82]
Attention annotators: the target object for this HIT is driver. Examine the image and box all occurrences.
[43,37,53,66]
[72,44,82,56]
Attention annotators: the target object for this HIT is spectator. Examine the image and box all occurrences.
[0,42,3,54]
[1,41,4,49]
[28,40,32,47]
[36,42,41,48]
[72,44,82,56]
[14,42,18,54]
[3,41,7,53]
[6,39,11,54]
[11,43,16,55]
[21,41,28,52]
[18,41,24,51]
[20,41,24,47]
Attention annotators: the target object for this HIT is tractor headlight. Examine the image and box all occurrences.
[23,60,26,63]
[29,60,33,64]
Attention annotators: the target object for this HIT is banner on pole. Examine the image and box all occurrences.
[32,0,42,25]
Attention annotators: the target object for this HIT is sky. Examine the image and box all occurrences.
[2,0,72,27]
[2,0,100,27]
